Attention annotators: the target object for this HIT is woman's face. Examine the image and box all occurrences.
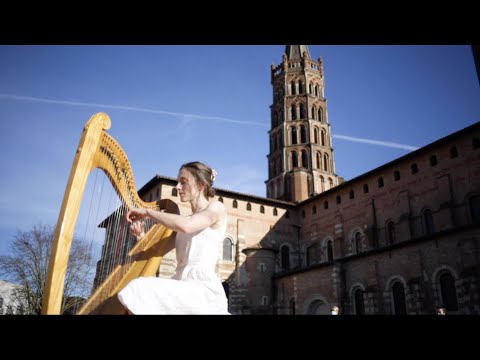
[175,168,202,202]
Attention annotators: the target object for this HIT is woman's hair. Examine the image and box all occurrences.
[180,161,216,198]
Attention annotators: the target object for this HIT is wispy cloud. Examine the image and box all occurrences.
[1,93,419,151]
[333,134,419,151]
[218,164,265,196]
[0,93,267,128]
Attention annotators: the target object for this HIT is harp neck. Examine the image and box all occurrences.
[42,113,150,314]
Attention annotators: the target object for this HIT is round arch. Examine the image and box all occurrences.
[302,294,330,315]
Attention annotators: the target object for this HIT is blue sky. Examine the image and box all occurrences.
[0,45,479,257]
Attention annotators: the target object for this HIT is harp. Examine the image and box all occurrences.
[42,112,179,314]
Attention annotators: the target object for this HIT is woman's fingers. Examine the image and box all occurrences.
[126,209,138,223]
[129,219,146,238]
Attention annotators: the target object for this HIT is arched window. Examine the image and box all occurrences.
[281,245,290,270]
[326,240,333,261]
[298,80,303,94]
[300,126,307,143]
[273,208,278,216]
[291,127,297,145]
[232,200,238,209]
[318,107,323,122]
[378,177,384,188]
[246,202,252,211]
[315,85,319,97]
[309,83,313,94]
[321,129,326,146]
[218,197,223,203]
[306,245,314,266]
[352,232,362,254]
[320,176,325,192]
[299,104,305,119]
[314,128,319,143]
[316,152,321,169]
[411,163,419,174]
[291,104,296,120]
[291,81,296,95]
[312,106,316,119]
[260,205,265,214]
[301,150,308,168]
[292,151,298,168]
[387,221,395,244]
[354,288,365,315]
[223,238,233,261]
[392,282,407,315]
[440,272,458,312]
[323,154,329,171]
[424,209,434,235]
[289,298,296,315]
[171,188,178,197]
[450,146,458,158]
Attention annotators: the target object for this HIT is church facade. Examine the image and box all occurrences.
[126,46,480,314]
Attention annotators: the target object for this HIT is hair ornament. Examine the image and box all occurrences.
[211,169,217,182]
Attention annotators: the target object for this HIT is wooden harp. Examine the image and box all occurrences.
[42,112,178,314]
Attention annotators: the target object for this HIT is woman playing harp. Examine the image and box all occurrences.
[118,161,230,315]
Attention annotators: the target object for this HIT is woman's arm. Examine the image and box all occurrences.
[127,201,225,234]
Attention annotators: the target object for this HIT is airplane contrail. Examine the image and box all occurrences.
[0,93,419,151]
[0,93,267,128]
[333,134,419,151]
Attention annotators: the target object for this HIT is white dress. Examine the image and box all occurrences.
[117,218,229,314]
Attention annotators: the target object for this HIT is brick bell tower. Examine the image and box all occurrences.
[266,45,341,202]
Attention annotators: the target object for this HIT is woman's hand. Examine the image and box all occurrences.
[126,208,148,240]
[126,208,148,223]
[129,220,146,240]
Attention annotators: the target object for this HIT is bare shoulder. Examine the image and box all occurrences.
[208,199,226,228]
[208,199,226,215]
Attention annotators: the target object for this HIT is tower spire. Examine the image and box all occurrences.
[285,45,311,60]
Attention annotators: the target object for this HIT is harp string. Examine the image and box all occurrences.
[91,156,130,299]
[81,151,156,312]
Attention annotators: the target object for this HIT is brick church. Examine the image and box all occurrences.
[105,46,480,314]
